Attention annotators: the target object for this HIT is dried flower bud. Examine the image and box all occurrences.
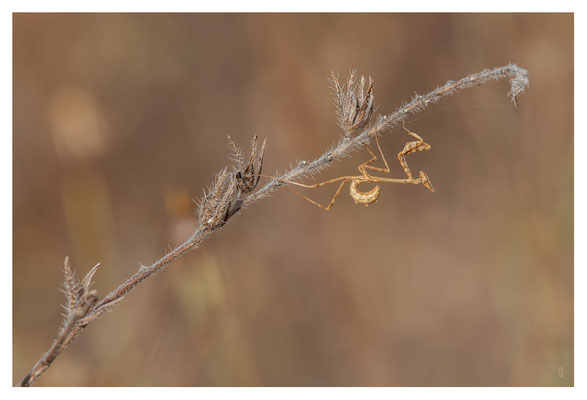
[199,168,227,228]
[198,168,238,229]
[331,70,375,137]
[60,257,101,332]
[198,134,268,229]
[229,134,267,194]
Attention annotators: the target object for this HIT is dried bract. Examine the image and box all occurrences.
[331,70,375,137]
[230,134,267,194]
[60,258,100,330]
[199,168,227,227]
[198,168,237,229]
[219,173,238,222]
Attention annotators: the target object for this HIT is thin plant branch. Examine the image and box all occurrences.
[17,64,528,387]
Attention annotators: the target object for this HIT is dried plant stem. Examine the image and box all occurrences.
[17,232,210,387]
[18,298,89,386]
[17,64,528,387]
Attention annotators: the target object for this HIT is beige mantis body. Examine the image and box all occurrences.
[270,123,434,210]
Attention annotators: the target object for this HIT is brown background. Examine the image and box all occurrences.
[13,13,573,386]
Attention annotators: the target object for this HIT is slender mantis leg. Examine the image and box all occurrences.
[359,129,391,177]
[282,179,351,210]
[258,174,355,210]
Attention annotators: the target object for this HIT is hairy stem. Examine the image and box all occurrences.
[17,64,528,387]
[18,287,98,387]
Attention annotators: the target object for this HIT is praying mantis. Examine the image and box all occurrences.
[266,122,434,210]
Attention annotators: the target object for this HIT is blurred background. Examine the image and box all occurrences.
[13,13,573,386]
